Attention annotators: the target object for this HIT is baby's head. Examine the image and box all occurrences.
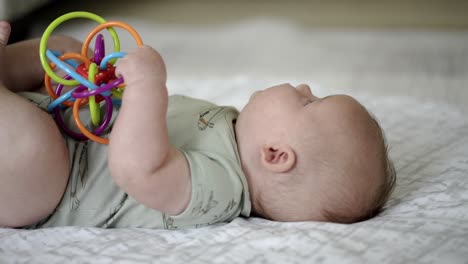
[235,83,396,223]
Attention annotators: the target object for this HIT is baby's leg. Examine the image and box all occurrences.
[0,22,69,227]
[4,33,87,94]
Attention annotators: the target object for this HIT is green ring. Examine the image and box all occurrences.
[39,11,121,86]
[87,62,101,126]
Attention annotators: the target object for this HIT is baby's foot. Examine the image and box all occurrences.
[0,21,11,84]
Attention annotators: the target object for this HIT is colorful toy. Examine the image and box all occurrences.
[39,11,143,144]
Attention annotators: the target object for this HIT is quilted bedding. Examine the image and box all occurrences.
[1,13,468,263]
[1,78,467,263]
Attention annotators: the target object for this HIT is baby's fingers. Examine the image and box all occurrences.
[0,21,11,46]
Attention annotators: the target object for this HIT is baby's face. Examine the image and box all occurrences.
[237,83,384,221]
[238,83,357,141]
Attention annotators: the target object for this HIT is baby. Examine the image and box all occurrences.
[0,22,396,229]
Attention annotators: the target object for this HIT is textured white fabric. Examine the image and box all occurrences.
[1,77,467,263]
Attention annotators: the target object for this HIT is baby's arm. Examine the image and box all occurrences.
[3,35,86,93]
[109,46,191,215]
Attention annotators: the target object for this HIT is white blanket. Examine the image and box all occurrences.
[1,78,467,263]
[1,16,468,263]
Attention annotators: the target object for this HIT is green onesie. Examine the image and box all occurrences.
[20,92,251,229]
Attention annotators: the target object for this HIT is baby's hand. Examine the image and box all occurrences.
[115,45,167,85]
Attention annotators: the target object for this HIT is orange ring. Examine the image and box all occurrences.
[82,21,143,59]
[44,52,91,107]
[73,98,109,144]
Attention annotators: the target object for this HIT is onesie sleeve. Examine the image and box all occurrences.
[162,149,247,229]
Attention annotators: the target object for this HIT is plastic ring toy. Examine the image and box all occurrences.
[41,12,143,144]
[73,97,112,145]
[53,75,112,140]
[81,21,143,62]
[44,52,91,109]
[39,11,120,86]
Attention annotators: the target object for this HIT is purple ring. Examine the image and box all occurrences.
[53,96,114,140]
[94,34,105,64]
[53,76,114,140]
[53,75,87,140]
[71,77,124,99]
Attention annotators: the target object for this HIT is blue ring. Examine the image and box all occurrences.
[100,52,126,70]
[47,89,75,112]
[49,50,80,68]
[46,50,98,90]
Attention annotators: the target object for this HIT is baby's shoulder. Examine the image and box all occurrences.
[168,95,238,131]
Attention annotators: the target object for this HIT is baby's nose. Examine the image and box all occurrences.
[296,84,316,98]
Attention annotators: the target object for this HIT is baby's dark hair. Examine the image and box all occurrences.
[321,118,397,223]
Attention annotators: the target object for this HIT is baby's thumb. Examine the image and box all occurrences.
[114,60,125,80]
[0,21,11,46]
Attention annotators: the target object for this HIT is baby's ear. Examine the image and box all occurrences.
[260,144,296,173]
